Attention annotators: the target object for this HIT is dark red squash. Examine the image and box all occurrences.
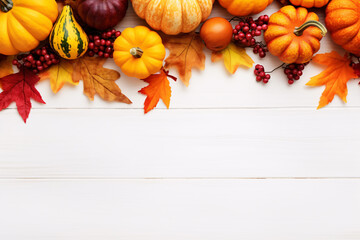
[76,0,128,31]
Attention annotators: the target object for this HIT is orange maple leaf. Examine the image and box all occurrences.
[162,32,205,86]
[306,51,358,109]
[139,69,176,113]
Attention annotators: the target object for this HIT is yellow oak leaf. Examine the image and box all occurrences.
[162,32,205,86]
[139,69,176,113]
[306,51,358,109]
[39,59,78,93]
[73,56,131,104]
[211,43,254,74]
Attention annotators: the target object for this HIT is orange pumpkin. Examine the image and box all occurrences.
[218,0,273,16]
[264,6,327,64]
[325,0,360,56]
[131,0,213,35]
[290,0,330,8]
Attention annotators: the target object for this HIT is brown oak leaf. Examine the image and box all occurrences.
[73,57,131,103]
[162,32,205,86]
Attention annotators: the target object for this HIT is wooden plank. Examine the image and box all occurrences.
[0,179,359,239]
[1,108,360,178]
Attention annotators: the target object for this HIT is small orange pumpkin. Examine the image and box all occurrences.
[290,0,330,8]
[200,17,233,51]
[264,5,327,64]
[325,0,360,56]
[218,0,273,16]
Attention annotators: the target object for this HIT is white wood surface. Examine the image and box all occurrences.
[1,2,360,239]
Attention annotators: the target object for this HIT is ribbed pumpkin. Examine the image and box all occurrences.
[113,26,166,79]
[132,0,213,35]
[218,0,273,16]
[50,5,88,60]
[290,0,330,8]
[264,6,327,63]
[325,0,360,56]
[0,0,58,55]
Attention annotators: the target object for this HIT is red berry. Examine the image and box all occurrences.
[50,54,55,59]
[98,51,104,57]
[12,59,19,65]
[105,47,112,53]
[95,39,101,46]
[288,79,294,84]
[47,60,52,66]
[263,15,269,22]
[265,74,270,79]
[40,56,45,62]
[298,70,303,76]
[104,53,110,58]
[26,55,34,62]
[106,32,112,38]
[292,69,298,75]
[43,63,48,69]
[36,49,41,55]
[89,35,94,41]
[44,54,50,61]
[16,63,22,69]
[24,62,31,68]
[41,49,47,56]
[259,52,266,58]
[256,76,262,81]
[32,69,38,74]
[89,42,94,49]
[243,26,249,32]
[106,40,112,46]
[52,58,58,64]
[263,78,269,84]
[94,35,100,41]
[88,51,95,57]
[36,60,42,66]
[102,33,107,39]
[115,31,121,37]
[235,25,241,31]
[259,72,265,77]
[100,39,106,46]
[37,66,43,71]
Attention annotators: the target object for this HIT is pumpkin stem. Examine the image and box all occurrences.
[0,0,13,12]
[130,47,143,58]
[294,20,327,37]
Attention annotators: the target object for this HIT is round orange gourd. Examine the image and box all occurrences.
[200,17,233,51]
[290,0,330,8]
[325,0,360,56]
[0,0,58,55]
[218,0,273,16]
[113,26,166,79]
[264,6,327,64]
[131,0,213,35]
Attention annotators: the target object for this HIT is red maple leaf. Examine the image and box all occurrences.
[0,67,45,123]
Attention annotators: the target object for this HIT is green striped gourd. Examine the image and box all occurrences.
[49,5,88,60]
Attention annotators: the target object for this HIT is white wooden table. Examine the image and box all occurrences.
[1,2,360,239]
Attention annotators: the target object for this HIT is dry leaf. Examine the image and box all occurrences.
[163,32,205,86]
[306,51,358,109]
[73,57,131,104]
[39,59,78,93]
[139,69,176,113]
[211,43,254,74]
[0,55,14,81]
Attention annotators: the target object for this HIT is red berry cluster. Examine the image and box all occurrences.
[253,43,268,58]
[284,63,307,84]
[351,63,360,78]
[232,15,269,47]
[87,29,121,58]
[254,64,271,84]
[12,46,60,74]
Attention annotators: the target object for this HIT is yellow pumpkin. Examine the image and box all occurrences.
[290,0,330,8]
[0,0,58,55]
[113,26,166,79]
[218,0,273,16]
[131,0,213,35]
